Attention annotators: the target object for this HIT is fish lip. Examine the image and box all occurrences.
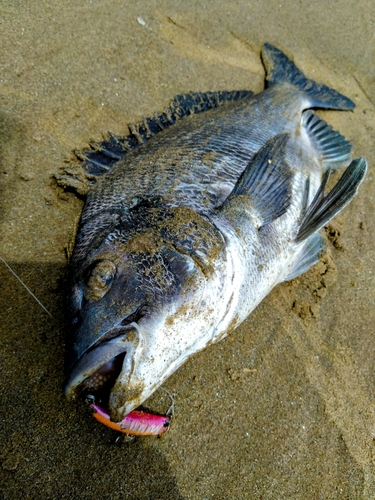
[64,323,139,401]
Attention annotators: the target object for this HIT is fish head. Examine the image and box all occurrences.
[64,218,212,421]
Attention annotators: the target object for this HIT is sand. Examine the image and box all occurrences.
[1,1,375,498]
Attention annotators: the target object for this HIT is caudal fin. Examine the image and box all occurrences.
[262,43,355,110]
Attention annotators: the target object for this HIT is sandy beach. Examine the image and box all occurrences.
[1,1,375,498]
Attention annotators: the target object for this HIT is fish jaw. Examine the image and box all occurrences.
[107,315,211,420]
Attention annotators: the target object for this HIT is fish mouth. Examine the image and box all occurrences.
[64,322,142,413]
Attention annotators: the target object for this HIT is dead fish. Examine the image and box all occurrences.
[61,44,367,425]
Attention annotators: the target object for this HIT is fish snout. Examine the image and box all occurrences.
[64,323,143,403]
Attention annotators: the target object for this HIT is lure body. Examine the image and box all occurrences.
[91,404,170,436]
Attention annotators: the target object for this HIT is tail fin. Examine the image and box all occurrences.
[262,43,355,110]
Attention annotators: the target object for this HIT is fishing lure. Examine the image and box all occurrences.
[90,404,170,436]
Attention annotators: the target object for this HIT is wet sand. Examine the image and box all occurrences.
[1,1,375,498]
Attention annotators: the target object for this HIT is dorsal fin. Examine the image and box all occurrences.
[296,157,367,242]
[55,90,254,195]
[302,110,352,169]
[221,133,293,226]
[262,43,355,110]
[78,90,253,177]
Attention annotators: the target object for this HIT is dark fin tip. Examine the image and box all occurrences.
[296,157,367,242]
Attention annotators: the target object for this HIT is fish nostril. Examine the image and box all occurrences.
[69,309,83,329]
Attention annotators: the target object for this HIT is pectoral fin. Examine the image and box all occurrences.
[222,133,293,226]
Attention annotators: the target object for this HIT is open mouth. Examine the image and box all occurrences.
[65,311,176,435]
[64,321,141,408]
[65,320,174,435]
[78,352,126,405]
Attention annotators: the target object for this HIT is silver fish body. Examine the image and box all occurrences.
[64,44,367,423]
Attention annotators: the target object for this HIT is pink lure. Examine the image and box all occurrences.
[90,404,170,436]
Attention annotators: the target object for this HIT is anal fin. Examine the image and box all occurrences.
[296,157,367,242]
[282,233,326,282]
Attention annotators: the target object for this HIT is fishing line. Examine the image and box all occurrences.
[0,255,53,318]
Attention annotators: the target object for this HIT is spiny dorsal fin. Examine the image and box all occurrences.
[262,43,355,110]
[302,110,352,169]
[78,90,254,177]
[296,157,367,242]
[222,133,293,226]
[55,90,254,196]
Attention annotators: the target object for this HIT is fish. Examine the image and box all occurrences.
[60,43,367,427]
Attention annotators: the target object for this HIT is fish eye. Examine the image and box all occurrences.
[85,260,116,301]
